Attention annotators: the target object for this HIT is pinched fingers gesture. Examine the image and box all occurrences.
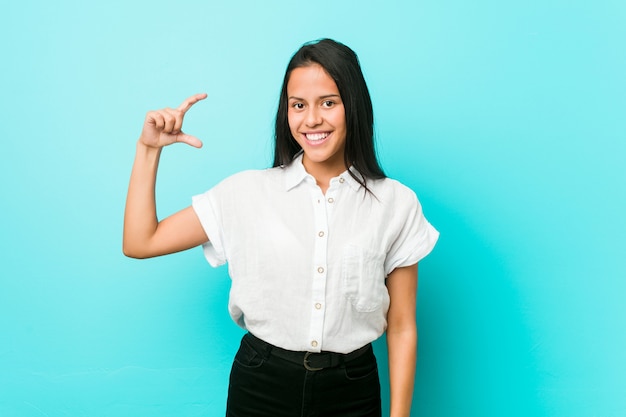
[140,93,207,148]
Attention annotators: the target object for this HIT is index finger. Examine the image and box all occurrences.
[177,93,208,113]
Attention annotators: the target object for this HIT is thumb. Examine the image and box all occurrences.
[175,132,203,148]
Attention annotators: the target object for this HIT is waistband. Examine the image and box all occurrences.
[243,333,372,371]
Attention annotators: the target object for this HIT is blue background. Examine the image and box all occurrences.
[1,1,625,416]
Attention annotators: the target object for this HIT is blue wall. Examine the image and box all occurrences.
[1,1,624,416]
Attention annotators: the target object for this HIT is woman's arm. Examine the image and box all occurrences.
[123,93,209,259]
[386,263,418,417]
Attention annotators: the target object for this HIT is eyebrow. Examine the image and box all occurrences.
[288,94,341,101]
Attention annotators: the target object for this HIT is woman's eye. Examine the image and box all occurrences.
[292,102,304,110]
[322,100,334,107]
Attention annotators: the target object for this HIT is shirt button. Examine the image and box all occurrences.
[317,267,324,274]
[311,340,318,348]
[327,197,334,203]
[315,303,322,310]
[318,231,325,237]
[339,177,345,183]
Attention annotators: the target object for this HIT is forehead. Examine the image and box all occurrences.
[287,64,339,96]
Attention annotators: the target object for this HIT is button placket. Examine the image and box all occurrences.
[308,189,329,352]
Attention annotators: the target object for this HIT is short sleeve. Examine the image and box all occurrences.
[192,189,227,267]
[383,191,439,276]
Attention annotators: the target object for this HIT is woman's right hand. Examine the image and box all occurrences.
[124,92,210,259]
[139,93,208,149]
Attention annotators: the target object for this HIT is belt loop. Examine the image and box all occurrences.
[335,354,344,368]
[262,341,273,359]
[245,332,272,360]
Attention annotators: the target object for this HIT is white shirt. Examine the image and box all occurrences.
[192,154,439,353]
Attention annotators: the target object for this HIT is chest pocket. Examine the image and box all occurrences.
[342,245,386,312]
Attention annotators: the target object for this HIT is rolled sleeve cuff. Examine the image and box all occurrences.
[384,221,439,275]
[192,192,226,267]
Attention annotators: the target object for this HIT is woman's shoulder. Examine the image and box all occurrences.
[369,176,419,202]
[211,166,285,192]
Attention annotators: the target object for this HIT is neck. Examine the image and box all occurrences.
[302,159,346,195]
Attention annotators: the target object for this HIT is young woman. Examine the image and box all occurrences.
[124,39,438,417]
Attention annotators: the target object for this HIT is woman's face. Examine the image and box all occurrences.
[287,64,347,177]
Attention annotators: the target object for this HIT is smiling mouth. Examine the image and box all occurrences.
[305,132,330,142]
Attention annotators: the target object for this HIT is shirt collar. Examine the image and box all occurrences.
[283,152,364,192]
[283,152,311,191]
[341,167,364,192]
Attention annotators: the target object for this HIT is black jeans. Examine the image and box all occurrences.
[226,333,382,417]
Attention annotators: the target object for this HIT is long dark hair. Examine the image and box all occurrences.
[273,39,385,188]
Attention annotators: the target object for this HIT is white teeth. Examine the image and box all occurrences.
[305,132,329,141]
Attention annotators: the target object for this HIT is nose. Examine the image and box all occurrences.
[305,107,322,127]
